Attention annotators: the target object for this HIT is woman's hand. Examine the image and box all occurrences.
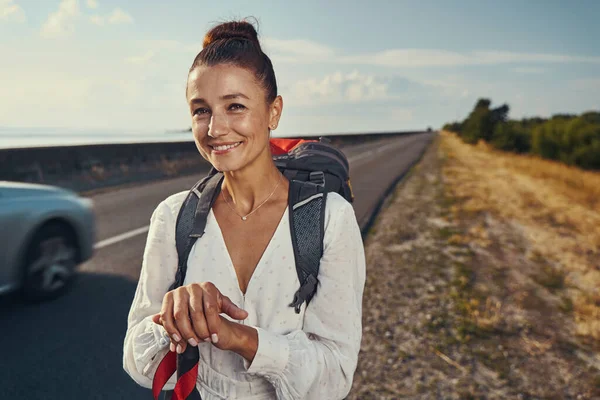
[151,282,249,354]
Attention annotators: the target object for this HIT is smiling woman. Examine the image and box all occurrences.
[187,64,281,174]
[123,18,366,400]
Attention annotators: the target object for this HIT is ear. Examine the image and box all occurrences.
[268,95,283,131]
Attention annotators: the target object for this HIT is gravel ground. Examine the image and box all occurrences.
[348,136,600,399]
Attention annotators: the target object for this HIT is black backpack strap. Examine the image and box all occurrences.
[170,172,223,291]
[288,180,327,313]
[282,169,298,181]
[163,172,223,400]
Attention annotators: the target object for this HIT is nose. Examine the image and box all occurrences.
[207,114,229,138]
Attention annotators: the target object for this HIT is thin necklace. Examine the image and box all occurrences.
[221,174,282,221]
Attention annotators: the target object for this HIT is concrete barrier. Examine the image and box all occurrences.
[0,131,428,193]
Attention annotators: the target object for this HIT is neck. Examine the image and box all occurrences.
[221,150,284,214]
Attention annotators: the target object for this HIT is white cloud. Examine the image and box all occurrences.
[128,37,600,71]
[90,7,133,27]
[263,38,334,58]
[474,51,600,64]
[390,107,414,122]
[1,0,25,22]
[512,67,546,74]
[260,38,336,65]
[89,15,104,26]
[86,0,98,9]
[415,75,474,99]
[137,39,200,53]
[2,31,598,135]
[570,78,600,91]
[107,7,132,24]
[0,38,189,131]
[341,49,600,67]
[41,0,80,38]
[261,39,600,68]
[126,50,155,65]
[283,70,450,108]
[286,71,393,105]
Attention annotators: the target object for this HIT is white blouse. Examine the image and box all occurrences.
[123,189,366,400]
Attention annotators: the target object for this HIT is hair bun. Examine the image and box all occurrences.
[203,20,260,49]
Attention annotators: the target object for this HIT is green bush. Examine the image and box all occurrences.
[491,122,531,153]
[531,115,600,167]
[443,121,463,132]
[447,99,600,170]
[532,121,562,161]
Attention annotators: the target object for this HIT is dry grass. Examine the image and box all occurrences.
[350,134,600,399]
[474,140,600,210]
[441,130,600,342]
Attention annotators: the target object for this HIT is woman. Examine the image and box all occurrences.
[123,19,366,400]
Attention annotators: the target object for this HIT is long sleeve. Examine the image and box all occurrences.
[243,194,366,400]
[123,200,179,389]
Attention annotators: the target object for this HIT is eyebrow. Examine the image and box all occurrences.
[190,93,250,104]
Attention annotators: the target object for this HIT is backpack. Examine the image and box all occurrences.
[153,137,353,400]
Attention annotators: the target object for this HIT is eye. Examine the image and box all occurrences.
[229,103,246,111]
[193,107,210,116]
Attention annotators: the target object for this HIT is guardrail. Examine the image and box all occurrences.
[0,130,429,193]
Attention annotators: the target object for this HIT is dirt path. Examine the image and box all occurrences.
[349,134,600,399]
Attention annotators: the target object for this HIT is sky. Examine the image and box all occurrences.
[1,0,599,137]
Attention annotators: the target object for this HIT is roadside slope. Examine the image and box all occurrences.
[349,133,600,399]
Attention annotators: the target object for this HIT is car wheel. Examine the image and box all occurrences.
[22,223,79,301]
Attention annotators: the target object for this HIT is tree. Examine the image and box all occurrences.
[491,121,530,153]
[532,121,563,161]
[460,99,508,144]
[461,98,492,144]
[443,121,463,133]
[443,100,600,170]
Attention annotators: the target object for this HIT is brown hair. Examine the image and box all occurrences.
[188,19,277,104]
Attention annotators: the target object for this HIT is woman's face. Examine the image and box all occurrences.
[186,64,282,173]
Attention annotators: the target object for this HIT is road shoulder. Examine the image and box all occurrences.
[349,134,600,399]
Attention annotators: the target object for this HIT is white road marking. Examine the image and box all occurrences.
[94,226,150,250]
[348,152,373,163]
[93,137,418,249]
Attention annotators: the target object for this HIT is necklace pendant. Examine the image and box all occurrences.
[242,216,247,221]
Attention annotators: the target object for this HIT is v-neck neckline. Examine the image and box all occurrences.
[209,206,289,297]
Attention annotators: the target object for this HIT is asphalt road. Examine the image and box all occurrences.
[0,132,434,399]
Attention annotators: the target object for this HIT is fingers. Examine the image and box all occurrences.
[172,288,198,352]
[202,283,222,344]
[188,286,211,343]
[157,282,247,351]
[158,292,185,353]
[220,295,249,320]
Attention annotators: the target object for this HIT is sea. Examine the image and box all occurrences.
[0,127,196,150]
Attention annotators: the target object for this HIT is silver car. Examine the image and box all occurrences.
[0,181,96,301]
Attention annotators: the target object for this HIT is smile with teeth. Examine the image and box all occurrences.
[211,142,242,151]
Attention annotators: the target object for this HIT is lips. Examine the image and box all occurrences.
[210,141,242,152]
